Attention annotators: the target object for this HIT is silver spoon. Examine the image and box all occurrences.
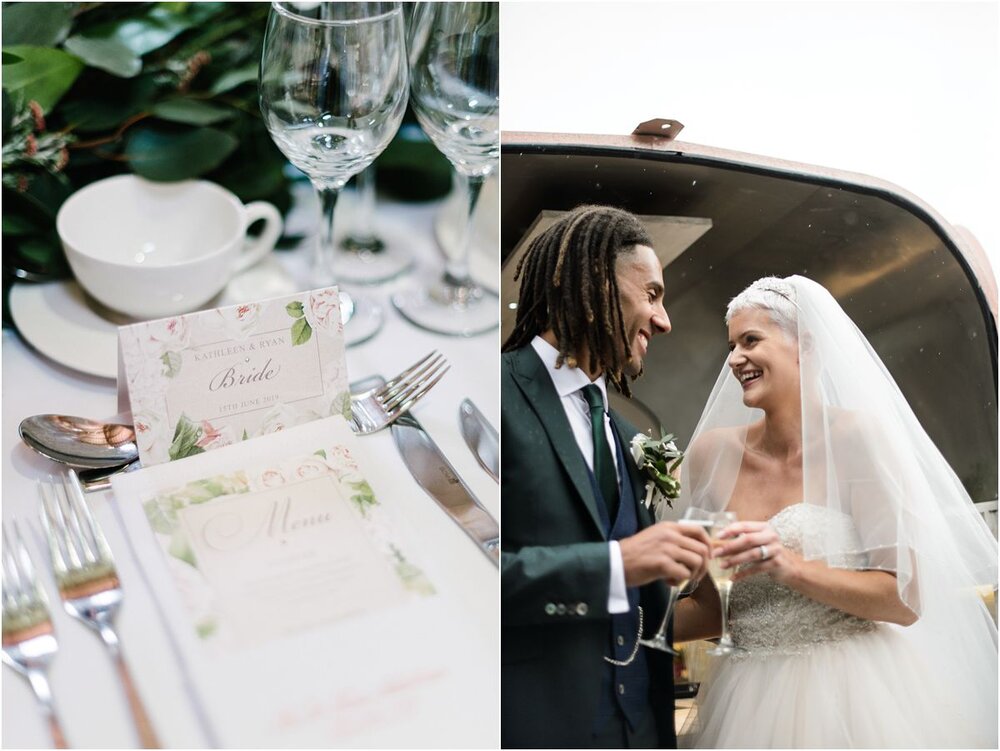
[19,414,139,469]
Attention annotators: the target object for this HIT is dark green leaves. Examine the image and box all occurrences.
[63,36,141,78]
[125,126,239,181]
[1,46,84,113]
[150,99,234,126]
[2,3,74,47]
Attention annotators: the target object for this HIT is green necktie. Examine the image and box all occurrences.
[582,384,619,517]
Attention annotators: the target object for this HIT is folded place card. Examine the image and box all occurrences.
[117,288,349,466]
[111,417,496,748]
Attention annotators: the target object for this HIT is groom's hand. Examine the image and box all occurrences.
[619,522,711,588]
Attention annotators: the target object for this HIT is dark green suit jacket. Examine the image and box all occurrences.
[501,345,675,749]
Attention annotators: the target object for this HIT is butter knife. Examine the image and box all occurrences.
[459,398,499,483]
[392,412,499,566]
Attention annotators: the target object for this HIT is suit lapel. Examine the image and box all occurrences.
[509,347,606,538]
[610,413,654,530]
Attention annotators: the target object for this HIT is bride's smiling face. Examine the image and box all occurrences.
[727,309,799,409]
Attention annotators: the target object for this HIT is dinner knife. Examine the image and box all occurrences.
[391,412,499,566]
[459,398,499,483]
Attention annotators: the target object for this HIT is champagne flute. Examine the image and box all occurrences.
[705,511,744,656]
[391,1,499,336]
[639,508,715,654]
[259,2,408,345]
[335,163,413,283]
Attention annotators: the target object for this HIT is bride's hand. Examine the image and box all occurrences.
[716,521,802,585]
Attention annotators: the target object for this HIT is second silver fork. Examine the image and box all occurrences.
[2,520,68,748]
[39,471,161,748]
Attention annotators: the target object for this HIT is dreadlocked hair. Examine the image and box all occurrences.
[502,204,652,397]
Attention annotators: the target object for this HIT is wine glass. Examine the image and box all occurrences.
[706,510,745,656]
[391,1,499,336]
[335,163,413,283]
[259,2,408,345]
[639,508,715,654]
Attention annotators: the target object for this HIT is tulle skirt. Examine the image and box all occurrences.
[680,625,996,748]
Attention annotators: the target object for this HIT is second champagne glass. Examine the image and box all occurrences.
[259,2,409,345]
[391,1,499,336]
[706,511,744,656]
[639,508,714,654]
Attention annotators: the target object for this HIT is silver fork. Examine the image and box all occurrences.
[350,351,450,434]
[38,471,160,748]
[2,519,68,748]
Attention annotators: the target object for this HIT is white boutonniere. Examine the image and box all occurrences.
[630,430,684,515]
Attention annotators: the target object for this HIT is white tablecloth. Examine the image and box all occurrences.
[1,190,499,748]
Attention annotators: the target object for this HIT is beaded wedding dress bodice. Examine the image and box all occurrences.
[728,504,878,656]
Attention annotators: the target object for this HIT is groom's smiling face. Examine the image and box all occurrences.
[614,244,671,377]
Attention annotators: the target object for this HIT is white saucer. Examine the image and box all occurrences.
[10,257,298,380]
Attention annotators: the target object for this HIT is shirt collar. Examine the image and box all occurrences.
[531,336,609,409]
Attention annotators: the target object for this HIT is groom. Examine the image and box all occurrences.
[501,205,710,749]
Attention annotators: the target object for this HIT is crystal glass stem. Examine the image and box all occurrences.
[342,166,383,253]
[443,172,485,288]
[640,584,681,654]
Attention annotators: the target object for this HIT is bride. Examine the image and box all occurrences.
[672,276,998,748]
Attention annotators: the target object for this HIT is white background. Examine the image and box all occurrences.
[500,0,999,278]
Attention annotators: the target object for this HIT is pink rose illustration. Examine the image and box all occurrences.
[304,289,341,333]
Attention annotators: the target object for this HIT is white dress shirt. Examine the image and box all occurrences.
[530,337,630,614]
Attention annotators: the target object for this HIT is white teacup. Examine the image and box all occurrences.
[57,174,283,319]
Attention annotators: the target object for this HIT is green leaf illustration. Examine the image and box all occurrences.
[333,390,352,421]
[143,498,177,535]
[285,300,304,318]
[168,414,205,461]
[290,317,312,346]
[314,449,327,459]
[161,350,182,378]
[348,479,377,517]
[168,532,197,568]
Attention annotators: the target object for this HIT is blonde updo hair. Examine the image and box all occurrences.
[725,276,798,338]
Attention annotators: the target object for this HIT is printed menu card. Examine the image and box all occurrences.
[117,288,349,466]
[111,416,496,747]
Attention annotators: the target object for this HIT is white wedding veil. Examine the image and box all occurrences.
[679,275,998,740]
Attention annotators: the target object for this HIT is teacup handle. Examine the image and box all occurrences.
[234,201,283,273]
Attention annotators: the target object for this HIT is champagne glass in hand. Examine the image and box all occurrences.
[259,2,408,345]
[639,508,714,654]
[706,511,745,656]
[392,1,499,336]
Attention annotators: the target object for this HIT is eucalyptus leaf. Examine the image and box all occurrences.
[125,126,239,181]
[82,6,196,57]
[59,73,158,132]
[2,3,74,47]
[15,171,73,219]
[63,35,141,78]
[0,46,84,114]
[208,64,257,95]
[2,213,40,236]
[151,99,234,126]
